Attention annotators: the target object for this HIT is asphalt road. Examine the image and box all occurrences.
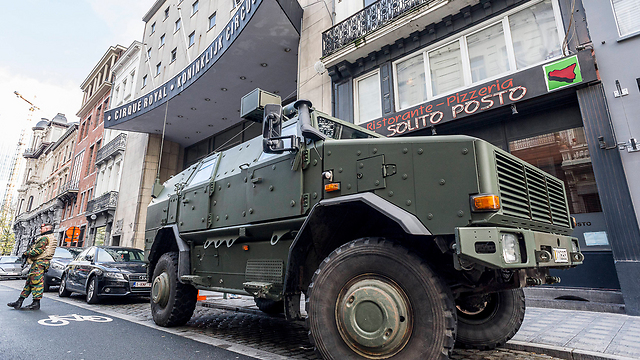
[0,282,256,360]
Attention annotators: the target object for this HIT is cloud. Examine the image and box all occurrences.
[87,0,157,47]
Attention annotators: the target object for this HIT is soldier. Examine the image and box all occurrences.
[7,223,57,310]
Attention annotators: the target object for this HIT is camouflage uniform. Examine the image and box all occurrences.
[19,236,51,300]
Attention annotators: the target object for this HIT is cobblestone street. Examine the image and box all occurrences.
[53,292,562,360]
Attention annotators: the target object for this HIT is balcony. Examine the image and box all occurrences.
[86,191,118,216]
[57,181,79,201]
[322,0,442,58]
[23,148,36,157]
[95,133,127,166]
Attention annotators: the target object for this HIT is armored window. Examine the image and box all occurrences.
[209,12,217,30]
[611,0,640,37]
[189,157,217,185]
[192,1,199,15]
[354,71,381,124]
[188,32,195,47]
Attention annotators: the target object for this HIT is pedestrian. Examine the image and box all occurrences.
[7,223,57,310]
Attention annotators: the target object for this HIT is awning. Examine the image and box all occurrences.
[104,0,303,147]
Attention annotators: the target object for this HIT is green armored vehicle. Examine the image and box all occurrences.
[145,89,583,359]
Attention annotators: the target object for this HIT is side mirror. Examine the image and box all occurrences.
[86,255,94,263]
[262,104,300,154]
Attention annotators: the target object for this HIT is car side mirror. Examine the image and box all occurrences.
[86,255,94,263]
[262,103,299,154]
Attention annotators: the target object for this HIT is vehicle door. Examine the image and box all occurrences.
[178,154,219,232]
[66,247,91,290]
[76,247,96,291]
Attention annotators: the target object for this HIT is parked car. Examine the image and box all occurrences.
[44,247,84,291]
[58,246,150,304]
[0,256,29,279]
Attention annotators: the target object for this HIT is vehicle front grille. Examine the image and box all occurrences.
[495,151,571,228]
[128,274,147,281]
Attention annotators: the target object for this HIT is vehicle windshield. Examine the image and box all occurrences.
[96,248,145,263]
[316,116,380,140]
[53,248,74,259]
[0,256,20,264]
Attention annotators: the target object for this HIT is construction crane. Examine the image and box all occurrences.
[14,91,40,113]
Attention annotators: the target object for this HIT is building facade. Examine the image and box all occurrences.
[12,114,75,253]
[59,45,126,248]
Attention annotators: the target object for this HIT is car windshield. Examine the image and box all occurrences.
[96,248,145,263]
[53,248,74,259]
[0,256,20,264]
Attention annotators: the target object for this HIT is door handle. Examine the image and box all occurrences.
[251,177,263,184]
[181,198,190,204]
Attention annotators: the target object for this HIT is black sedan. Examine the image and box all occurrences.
[58,246,150,304]
[44,247,84,291]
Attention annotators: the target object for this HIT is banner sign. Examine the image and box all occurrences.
[104,0,262,127]
[361,53,595,137]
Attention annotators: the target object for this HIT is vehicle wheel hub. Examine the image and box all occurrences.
[336,276,411,358]
[152,272,170,306]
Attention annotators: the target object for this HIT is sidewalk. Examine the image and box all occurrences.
[199,292,640,360]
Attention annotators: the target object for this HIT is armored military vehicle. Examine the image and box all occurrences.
[145,89,583,359]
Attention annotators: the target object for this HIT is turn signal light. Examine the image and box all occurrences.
[325,183,340,192]
[471,195,500,211]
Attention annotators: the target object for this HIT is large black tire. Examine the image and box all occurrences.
[58,274,71,297]
[455,288,525,350]
[254,298,284,314]
[150,252,197,327]
[86,276,99,304]
[307,238,456,360]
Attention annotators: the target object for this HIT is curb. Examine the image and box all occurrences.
[505,340,639,360]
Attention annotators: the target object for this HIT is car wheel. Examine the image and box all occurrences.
[254,298,284,314]
[455,288,525,350]
[86,276,100,304]
[150,252,197,327]
[58,274,71,297]
[307,238,456,359]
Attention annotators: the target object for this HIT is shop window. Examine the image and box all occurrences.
[509,0,562,69]
[354,71,382,124]
[611,0,640,36]
[428,41,464,97]
[95,227,106,246]
[508,127,602,215]
[467,22,510,83]
[396,53,427,109]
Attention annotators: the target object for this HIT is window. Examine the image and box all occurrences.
[188,31,195,47]
[192,1,199,15]
[147,48,152,60]
[175,18,181,32]
[156,62,162,76]
[611,0,640,37]
[142,75,148,88]
[159,34,165,48]
[396,53,427,109]
[150,22,156,34]
[354,71,382,124]
[209,12,217,30]
[96,106,101,124]
[164,6,170,20]
[86,146,94,176]
[171,48,177,63]
[26,196,34,212]
[391,0,562,111]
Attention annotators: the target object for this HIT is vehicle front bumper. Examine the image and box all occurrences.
[97,278,151,297]
[455,227,583,269]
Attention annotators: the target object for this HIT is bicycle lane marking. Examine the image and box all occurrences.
[38,314,113,326]
[0,282,290,360]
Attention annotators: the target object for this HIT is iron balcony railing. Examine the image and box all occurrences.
[58,181,79,196]
[86,191,118,215]
[322,0,440,57]
[95,133,127,166]
[23,148,36,157]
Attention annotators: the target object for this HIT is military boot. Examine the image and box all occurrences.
[23,299,40,310]
[7,297,25,309]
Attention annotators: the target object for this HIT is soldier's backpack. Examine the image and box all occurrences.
[30,234,57,262]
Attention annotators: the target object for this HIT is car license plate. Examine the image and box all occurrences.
[132,282,151,288]
[553,248,569,263]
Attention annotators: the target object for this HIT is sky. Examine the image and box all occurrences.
[0,0,156,149]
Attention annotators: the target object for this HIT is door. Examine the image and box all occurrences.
[76,247,96,291]
[67,247,91,290]
[178,155,219,232]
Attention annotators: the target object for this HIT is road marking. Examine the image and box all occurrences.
[38,314,113,326]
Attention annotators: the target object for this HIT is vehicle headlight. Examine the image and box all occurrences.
[571,240,579,253]
[501,233,520,264]
[51,262,65,270]
[104,272,125,280]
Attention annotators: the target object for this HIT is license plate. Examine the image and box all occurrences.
[553,248,569,263]
[132,282,151,288]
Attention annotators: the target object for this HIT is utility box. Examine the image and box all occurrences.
[240,88,281,122]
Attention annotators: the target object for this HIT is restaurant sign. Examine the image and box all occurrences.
[361,53,595,137]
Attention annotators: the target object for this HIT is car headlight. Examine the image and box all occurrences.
[501,233,520,264]
[104,272,125,280]
[51,262,65,270]
[571,240,579,253]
